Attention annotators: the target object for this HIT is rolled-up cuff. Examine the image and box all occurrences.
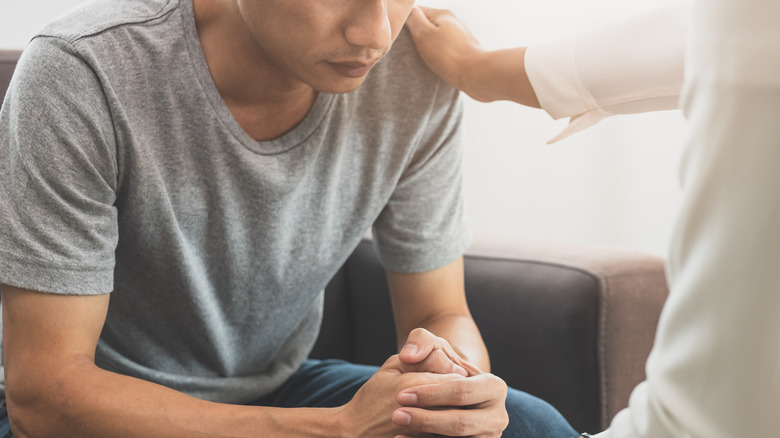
[525,33,591,121]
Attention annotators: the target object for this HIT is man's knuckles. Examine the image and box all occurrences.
[451,379,477,405]
[398,371,465,391]
[417,349,465,374]
[405,408,480,436]
[407,327,437,343]
[402,378,475,407]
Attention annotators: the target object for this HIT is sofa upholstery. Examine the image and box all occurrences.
[0,49,669,434]
[0,51,17,102]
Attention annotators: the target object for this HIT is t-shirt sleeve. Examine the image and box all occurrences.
[0,37,118,295]
[371,81,471,273]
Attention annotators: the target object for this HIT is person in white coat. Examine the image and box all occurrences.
[403,2,780,437]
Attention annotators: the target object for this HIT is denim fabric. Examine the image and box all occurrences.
[0,359,579,437]
[0,401,13,438]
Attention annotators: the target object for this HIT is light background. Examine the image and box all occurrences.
[0,0,688,256]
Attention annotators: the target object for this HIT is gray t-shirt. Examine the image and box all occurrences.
[0,0,469,403]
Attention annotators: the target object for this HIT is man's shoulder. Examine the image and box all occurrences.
[17,0,188,99]
[373,29,445,88]
[380,29,432,76]
[359,28,460,111]
[35,0,179,45]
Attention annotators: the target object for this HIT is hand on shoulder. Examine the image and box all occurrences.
[405,6,486,96]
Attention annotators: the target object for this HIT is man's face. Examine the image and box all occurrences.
[236,0,415,94]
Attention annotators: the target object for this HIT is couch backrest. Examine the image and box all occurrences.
[0,51,22,103]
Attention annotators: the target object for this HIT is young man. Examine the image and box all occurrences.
[0,0,576,437]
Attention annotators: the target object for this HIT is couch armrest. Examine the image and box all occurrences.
[312,239,667,433]
[467,238,668,431]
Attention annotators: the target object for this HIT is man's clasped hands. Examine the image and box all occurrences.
[336,328,509,438]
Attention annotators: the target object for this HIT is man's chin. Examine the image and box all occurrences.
[312,76,368,94]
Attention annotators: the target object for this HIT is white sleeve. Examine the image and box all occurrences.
[524,2,690,143]
[593,0,780,437]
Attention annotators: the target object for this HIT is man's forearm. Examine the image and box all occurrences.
[8,360,342,438]
[387,258,490,373]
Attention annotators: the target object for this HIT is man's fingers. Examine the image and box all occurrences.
[397,373,507,408]
[392,405,508,437]
[400,349,468,377]
[393,373,510,436]
[400,328,454,363]
[399,328,441,363]
[400,328,482,376]
[384,354,467,380]
[399,328,484,378]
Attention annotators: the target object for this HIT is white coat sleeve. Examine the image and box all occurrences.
[524,2,690,143]
[593,0,780,436]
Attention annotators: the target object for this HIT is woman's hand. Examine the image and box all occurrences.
[406,6,540,106]
[405,6,486,97]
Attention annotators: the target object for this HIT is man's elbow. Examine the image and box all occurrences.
[5,371,75,438]
[5,389,44,438]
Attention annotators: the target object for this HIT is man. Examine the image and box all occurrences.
[407,1,780,436]
[0,0,576,437]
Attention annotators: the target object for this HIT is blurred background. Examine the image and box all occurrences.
[1,0,688,256]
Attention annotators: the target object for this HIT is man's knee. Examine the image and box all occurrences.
[503,388,577,438]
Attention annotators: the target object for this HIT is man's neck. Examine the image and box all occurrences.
[193,0,318,142]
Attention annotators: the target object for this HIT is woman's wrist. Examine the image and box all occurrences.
[459,49,498,102]
[460,47,540,107]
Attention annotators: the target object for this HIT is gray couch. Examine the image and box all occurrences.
[0,49,669,434]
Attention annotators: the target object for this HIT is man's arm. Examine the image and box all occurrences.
[2,285,309,438]
[1,285,452,438]
[386,256,488,371]
[385,257,509,437]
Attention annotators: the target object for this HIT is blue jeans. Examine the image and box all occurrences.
[0,359,578,437]
[0,400,12,438]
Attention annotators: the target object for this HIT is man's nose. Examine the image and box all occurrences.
[344,0,392,51]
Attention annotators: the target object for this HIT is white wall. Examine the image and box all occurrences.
[417,0,687,256]
[0,1,82,49]
[1,0,687,256]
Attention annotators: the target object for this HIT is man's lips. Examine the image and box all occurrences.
[327,59,379,78]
